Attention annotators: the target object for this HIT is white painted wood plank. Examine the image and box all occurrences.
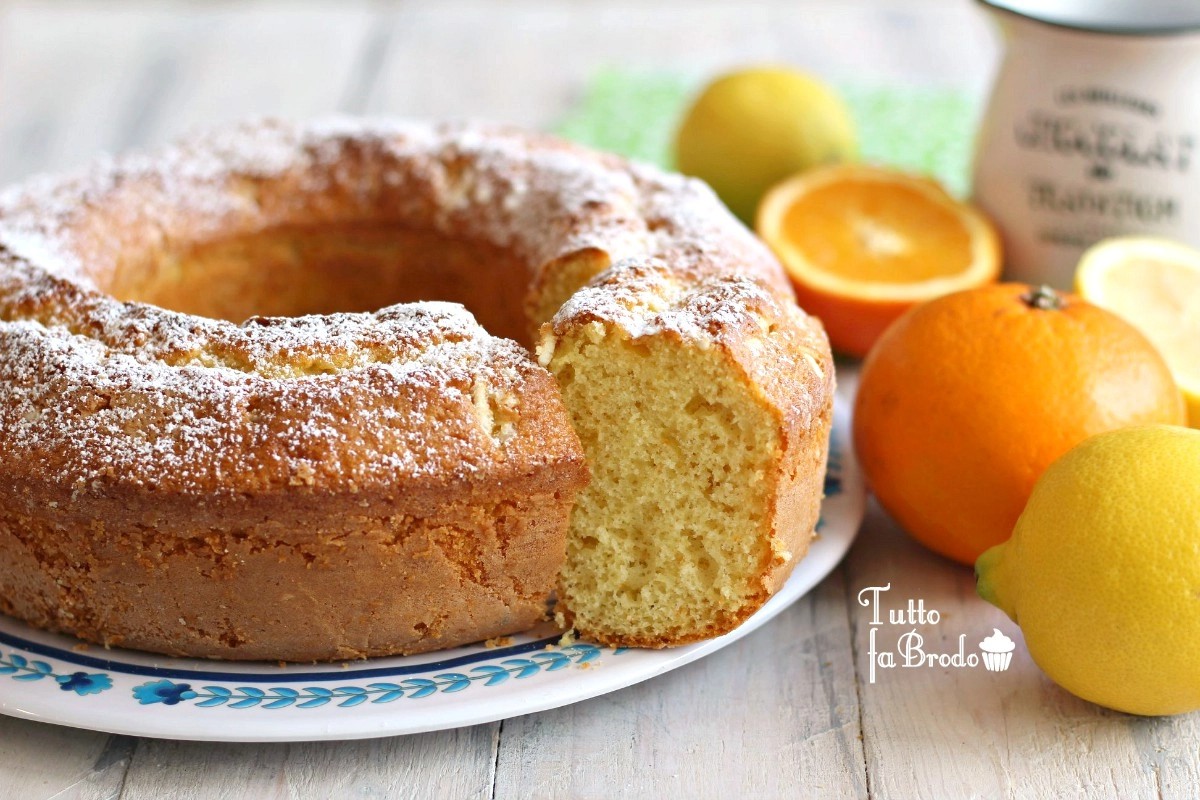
[1130,707,1200,800]
[766,0,1001,94]
[364,1,777,127]
[769,0,999,94]
[364,0,996,129]
[0,2,378,184]
[846,500,1175,800]
[493,571,867,800]
[125,3,377,149]
[119,726,498,800]
[0,716,132,800]
[0,4,179,183]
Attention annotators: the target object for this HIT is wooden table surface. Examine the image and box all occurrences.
[0,2,1197,798]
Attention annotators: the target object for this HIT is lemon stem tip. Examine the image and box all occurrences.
[974,544,1016,620]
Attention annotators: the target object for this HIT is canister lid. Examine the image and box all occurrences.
[979,0,1200,35]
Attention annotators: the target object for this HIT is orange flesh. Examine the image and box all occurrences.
[780,181,975,284]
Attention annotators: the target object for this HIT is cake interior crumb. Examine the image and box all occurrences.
[483,636,516,649]
[550,324,777,643]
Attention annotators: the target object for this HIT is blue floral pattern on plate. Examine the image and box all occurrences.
[0,648,113,696]
[133,679,199,706]
[125,644,605,710]
[55,671,113,696]
[0,635,614,711]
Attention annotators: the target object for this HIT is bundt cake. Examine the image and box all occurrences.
[0,118,834,659]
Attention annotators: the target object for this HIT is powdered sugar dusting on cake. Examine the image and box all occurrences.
[0,117,799,494]
[0,304,550,493]
[549,258,832,428]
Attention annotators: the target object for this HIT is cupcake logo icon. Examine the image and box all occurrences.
[979,628,1015,672]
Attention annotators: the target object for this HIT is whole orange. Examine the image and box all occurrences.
[853,283,1186,565]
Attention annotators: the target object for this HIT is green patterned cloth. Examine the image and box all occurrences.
[554,69,980,197]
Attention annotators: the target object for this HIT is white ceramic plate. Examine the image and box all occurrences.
[0,399,864,742]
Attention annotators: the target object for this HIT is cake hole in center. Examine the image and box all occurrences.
[109,223,532,344]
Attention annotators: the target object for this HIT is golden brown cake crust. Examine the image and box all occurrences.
[0,118,832,659]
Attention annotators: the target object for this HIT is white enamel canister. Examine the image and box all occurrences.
[972,0,1200,288]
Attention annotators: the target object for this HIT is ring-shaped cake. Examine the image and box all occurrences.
[0,119,834,660]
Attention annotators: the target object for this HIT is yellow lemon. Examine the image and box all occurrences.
[1075,236,1200,427]
[976,425,1200,716]
[674,66,856,224]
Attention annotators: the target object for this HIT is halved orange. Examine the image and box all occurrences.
[756,164,1001,357]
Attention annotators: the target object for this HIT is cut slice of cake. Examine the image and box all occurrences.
[539,260,834,647]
